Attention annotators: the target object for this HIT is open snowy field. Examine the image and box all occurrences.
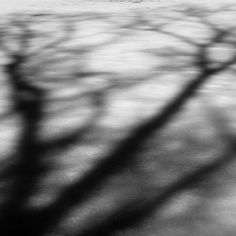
[0,0,236,13]
[0,1,236,236]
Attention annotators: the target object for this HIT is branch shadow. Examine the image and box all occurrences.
[0,6,236,236]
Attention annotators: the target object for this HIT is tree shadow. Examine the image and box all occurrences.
[0,5,236,236]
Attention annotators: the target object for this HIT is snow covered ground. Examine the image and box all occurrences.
[0,0,236,14]
[0,1,236,236]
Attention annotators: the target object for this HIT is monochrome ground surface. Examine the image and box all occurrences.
[1,0,236,13]
[0,1,236,236]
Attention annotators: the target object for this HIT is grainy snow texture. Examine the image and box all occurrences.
[0,1,236,236]
[0,0,235,13]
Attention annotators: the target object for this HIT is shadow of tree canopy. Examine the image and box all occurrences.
[0,4,236,236]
